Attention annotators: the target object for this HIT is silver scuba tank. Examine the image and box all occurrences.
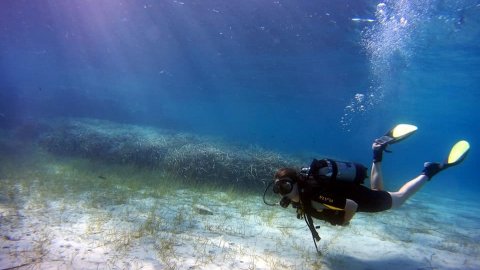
[301,158,367,185]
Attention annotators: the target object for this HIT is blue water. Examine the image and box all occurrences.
[0,0,478,191]
[0,0,480,269]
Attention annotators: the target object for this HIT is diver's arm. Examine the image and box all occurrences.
[342,199,358,225]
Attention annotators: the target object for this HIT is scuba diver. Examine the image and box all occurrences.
[263,124,470,252]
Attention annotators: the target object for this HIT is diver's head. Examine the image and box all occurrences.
[273,168,300,207]
[274,167,300,183]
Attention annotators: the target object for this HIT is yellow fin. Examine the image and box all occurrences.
[448,140,470,165]
[391,124,418,139]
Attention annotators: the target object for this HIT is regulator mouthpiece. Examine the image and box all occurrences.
[279,196,292,208]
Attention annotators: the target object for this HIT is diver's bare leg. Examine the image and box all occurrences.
[370,162,384,190]
[371,140,386,191]
[388,175,428,208]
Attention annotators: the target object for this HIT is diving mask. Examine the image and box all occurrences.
[273,178,294,195]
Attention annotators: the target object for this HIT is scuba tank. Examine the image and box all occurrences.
[300,158,367,185]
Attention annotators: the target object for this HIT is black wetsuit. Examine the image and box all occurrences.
[298,180,392,224]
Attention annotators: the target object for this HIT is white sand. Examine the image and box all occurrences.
[1,182,479,270]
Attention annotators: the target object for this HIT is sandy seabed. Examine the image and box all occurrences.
[0,154,479,270]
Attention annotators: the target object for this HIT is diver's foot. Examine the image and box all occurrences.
[422,162,445,180]
[373,124,418,163]
[372,136,393,163]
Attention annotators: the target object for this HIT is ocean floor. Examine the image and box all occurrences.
[0,149,479,270]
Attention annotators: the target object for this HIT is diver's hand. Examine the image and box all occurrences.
[343,199,358,225]
[317,209,345,226]
[317,201,356,226]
